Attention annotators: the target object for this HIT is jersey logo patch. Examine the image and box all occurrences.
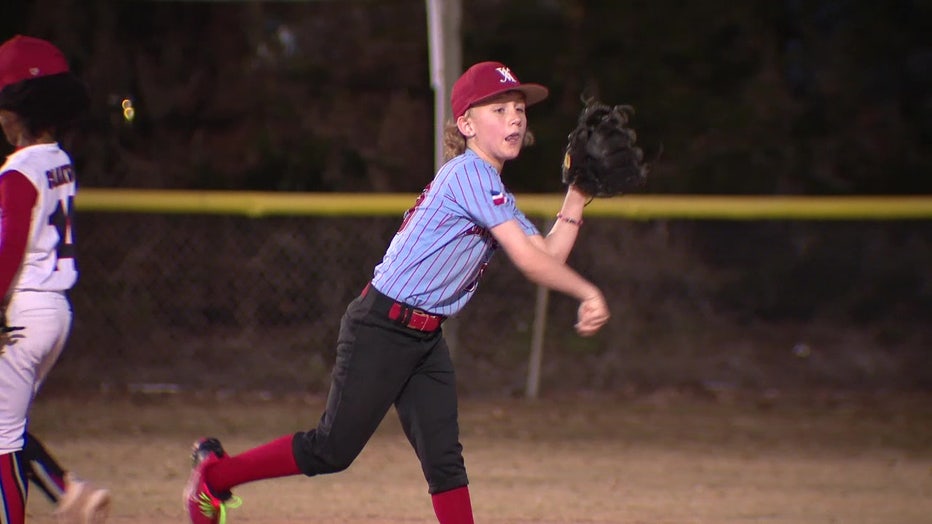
[490,189,508,206]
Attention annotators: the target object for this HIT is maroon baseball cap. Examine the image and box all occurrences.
[0,35,70,92]
[451,61,549,119]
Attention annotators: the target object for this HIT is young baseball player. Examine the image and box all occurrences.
[0,35,110,524]
[184,60,609,524]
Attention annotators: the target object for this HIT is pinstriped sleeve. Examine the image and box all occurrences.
[448,160,518,229]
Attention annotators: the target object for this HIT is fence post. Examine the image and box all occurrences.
[444,317,460,360]
[525,217,556,399]
[525,283,551,400]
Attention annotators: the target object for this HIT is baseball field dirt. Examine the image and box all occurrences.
[23,389,931,523]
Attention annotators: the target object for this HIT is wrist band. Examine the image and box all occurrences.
[556,213,583,226]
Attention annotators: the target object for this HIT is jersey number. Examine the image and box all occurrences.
[48,196,76,266]
[398,183,431,234]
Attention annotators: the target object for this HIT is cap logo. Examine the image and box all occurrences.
[495,66,518,84]
[29,67,40,76]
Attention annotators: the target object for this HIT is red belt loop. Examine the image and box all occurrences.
[388,302,403,321]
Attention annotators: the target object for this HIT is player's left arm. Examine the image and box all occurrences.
[492,219,609,335]
[492,219,597,302]
[525,185,588,263]
[0,170,37,300]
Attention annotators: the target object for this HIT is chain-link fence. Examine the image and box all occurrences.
[52,213,930,397]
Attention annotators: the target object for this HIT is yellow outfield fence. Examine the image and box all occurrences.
[76,189,932,220]
[64,189,931,398]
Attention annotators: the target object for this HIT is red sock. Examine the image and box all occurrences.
[431,486,474,524]
[206,434,300,493]
[0,452,26,524]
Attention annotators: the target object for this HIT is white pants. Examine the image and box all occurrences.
[0,290,72,453]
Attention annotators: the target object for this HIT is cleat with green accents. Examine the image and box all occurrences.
[183,438,242,524]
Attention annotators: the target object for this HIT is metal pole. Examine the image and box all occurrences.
[525,283,551,400]
[426,0,446,172]
[425,0,462,170]
[525,218,556,399]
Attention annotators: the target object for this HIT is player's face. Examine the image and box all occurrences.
[462,91,528,171]
[0,109,44,148]
[0,109,17,146]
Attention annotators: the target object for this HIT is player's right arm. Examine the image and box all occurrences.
[0,170,37,300]
[491,219,609,336]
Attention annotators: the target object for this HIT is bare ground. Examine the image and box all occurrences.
[23,389,932,524]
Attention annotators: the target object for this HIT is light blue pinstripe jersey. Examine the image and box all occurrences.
[371,149,539,316]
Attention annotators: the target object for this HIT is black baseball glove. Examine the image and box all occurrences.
[561,99,649,197]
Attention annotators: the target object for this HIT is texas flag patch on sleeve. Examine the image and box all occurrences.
[490,189,508,206]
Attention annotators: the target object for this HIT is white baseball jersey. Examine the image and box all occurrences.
[0,142,78,292]
[0,142,78,452]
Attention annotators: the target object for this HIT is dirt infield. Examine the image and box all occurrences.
[23,389,932,523]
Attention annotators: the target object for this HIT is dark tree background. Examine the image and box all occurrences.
[2,0,929,195]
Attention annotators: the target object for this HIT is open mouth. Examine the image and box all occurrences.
[505,132,522,143]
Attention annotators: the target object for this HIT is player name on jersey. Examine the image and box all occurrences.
[46,164,75,188]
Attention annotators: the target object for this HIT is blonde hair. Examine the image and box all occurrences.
[441,110,537,163]
[442,120,466,162]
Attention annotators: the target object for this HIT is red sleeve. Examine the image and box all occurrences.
[0,170,38,299]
